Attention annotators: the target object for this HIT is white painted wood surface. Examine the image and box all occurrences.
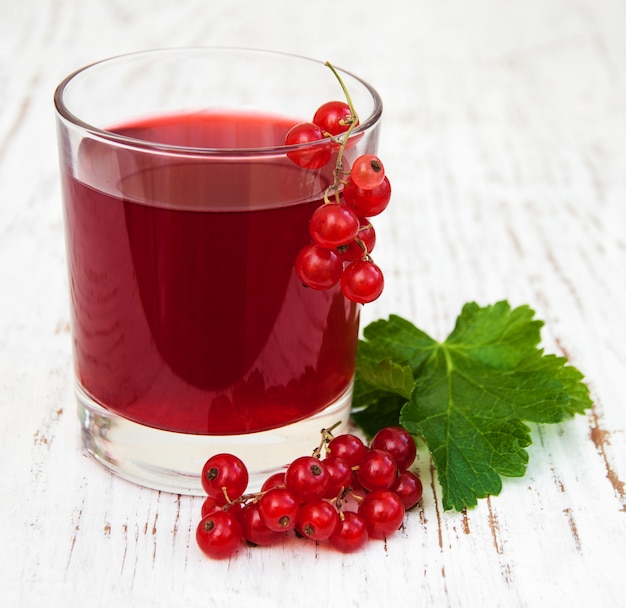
[1,0,625,606]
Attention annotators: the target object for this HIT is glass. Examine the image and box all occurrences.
[54,48,383,494]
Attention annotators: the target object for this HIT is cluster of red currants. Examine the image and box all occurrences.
[196,425,423,559]
[284,75,391,304]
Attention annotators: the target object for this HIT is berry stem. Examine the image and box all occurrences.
[354,237,370,260]
[221,487,233,504]
[312,420,342,458]
[324,62,360,205]
[322,420,343,436]
[324,62,358,123]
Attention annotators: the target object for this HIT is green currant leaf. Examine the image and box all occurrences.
[353,300,593,511]
[358,314,437,373]
[357,359,414,400]
[351,392,406,439]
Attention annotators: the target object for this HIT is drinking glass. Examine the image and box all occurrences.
[54,48,383,494]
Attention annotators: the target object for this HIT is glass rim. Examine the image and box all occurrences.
[53,46,383,158]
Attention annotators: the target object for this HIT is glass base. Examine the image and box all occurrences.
[76,383,352,495]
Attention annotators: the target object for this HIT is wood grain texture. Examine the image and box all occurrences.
[1,0,625,606]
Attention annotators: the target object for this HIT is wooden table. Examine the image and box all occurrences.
[2,0,625,605]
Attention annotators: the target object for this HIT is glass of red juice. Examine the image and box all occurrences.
[54,48,383,494]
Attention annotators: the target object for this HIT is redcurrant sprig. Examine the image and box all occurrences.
[285,62,391,304]
[195,425,423,559]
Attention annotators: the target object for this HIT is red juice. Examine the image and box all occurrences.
[62,111,359,435]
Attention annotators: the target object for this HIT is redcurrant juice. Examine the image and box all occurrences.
[62,111,359,434]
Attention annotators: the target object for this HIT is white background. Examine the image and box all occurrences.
[1,0,625,606]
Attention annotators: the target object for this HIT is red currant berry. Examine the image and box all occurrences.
[356,448,398,492]
[196,510,243,559]
[239,502,283,546]
[390,471,423,510]
[295,244,343,290]
[201,453,249,502]
[343,176,391,217]
[326,433,368,467]
[313,100,355,136]
[261,471,286,492]
[285,122,331,169]
[258,487,299,532]
[285,456,329,502]
[337,218,376,261]
[351,154,385,190]
[358,490,405,540]
[322,456,353,499]
[341,259,384,304]
[309,203,360,248]
[201,496,222,518]
[370,426,417,470]
[329,512,369,553]
[200,495,242,520]
[296,499,339,541]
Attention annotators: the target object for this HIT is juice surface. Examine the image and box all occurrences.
[62,111,359,434]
